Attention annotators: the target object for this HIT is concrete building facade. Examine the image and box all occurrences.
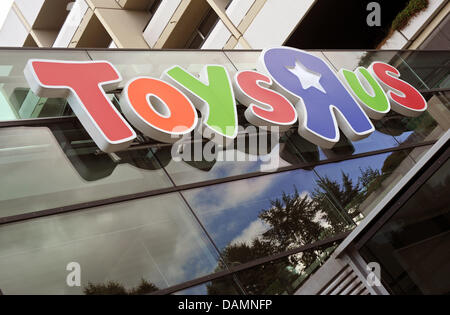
[0,0,449,50]
[0,0,448,296]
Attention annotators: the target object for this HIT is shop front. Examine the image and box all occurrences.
[0,48,448,295]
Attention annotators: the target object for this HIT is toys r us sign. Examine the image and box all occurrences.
[24,47,426,152]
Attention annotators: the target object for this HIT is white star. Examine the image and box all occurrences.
[286,59,326,94]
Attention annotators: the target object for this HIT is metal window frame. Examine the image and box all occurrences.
[0,47,448,295]
[355,139,450,249]
[334,129,450,257]
[150,231,350,295]
[336,134,450,295]
[0,139,436,226]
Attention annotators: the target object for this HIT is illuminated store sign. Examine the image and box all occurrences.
[24,47,427,152]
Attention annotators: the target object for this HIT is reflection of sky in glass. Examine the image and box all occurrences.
[161,145,293,186]
[390,130,415,144]
[174,278,240,295]
[314,151,414,216]
[315,152,395,183]
[183,169,322,250]
[317,129,400,161]
[174,284,209,295]
[0,193,220,294]
[162,125,404,187]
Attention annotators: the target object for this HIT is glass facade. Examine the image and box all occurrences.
[360,158,450,295]
[0,193,221,294]
[0,49,448,295]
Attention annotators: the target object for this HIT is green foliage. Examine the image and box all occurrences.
[208,178,362,294]
[314,173,361,227]
[392,0,429,31]
[208,153,411,294]
[259,188,327,264]
[83,279,159,295]
[128,279,160,295]
[83,281,127,295]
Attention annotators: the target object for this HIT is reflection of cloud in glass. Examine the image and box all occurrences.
[0,127,172,218]
[184,170,320,250]
[0,193,219,294]
[315,153,392,184]
[164,146,292,186]
[230,219,270,246]
[188,175,276,215]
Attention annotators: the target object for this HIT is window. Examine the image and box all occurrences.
[142,0,163,31]
[186,0,233,49]
[182,168,353,263]
[0,193,221,295]
[0,123,173,218]
[360,158,450,295]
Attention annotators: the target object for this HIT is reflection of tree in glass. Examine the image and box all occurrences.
[208,166,390,294]
[260,189,328,266]
[315,157,411,225]
[313,172,361,228]
[207,187,348,294]
[83,279,159,295]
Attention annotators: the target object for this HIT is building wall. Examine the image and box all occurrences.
[0,0,448,50]
[241,0,315,49]
[0,0,448,296]
[0,8,28,47]
[0,48,448,294]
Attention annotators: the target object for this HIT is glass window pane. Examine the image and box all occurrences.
[154,124,304,185]
[0,124,173,218]
[280,122,400,165]
[313,122,399,163]
[381,92,450,146]
[0,193,222,295]
[314,150,416,221]
[182,169,353,266]
[87,50,237,88]
[222,50,261,71]
[400,51,450,89]
[0,50,91,121]
[322,51,428,90]
[360,159,450,295]
[232,244,339,295]
[174,276,243,295]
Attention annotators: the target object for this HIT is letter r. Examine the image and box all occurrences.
[24,60,136,152]
[261,47,374,149]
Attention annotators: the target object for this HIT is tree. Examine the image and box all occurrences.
[83,279,159,295]
[314,172,361,225]
[207,187,335,294]
[208,167,385,294]
[259,188,326,266]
